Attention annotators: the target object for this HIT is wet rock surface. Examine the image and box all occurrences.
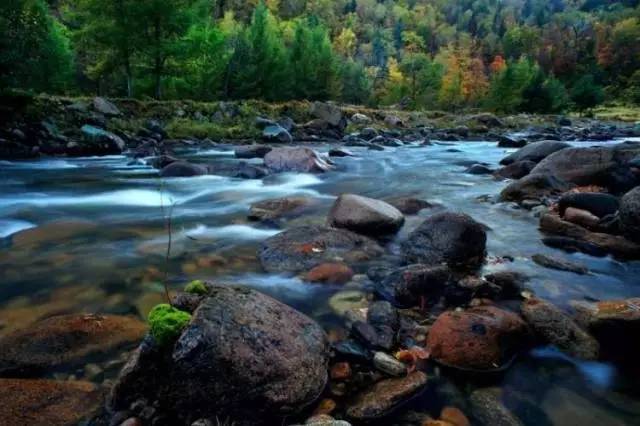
[264,147,334,173]
[259,225,383,273]
[345,371,427,420]
[521,297,599,359]
[111,285,330,423]
[327,194,405,236]
[427,306,528,370]
[620,186,640,242]
[402,212,487,268]
[0,314,146,377]
[500,141,570,166]
[248,196,316,221]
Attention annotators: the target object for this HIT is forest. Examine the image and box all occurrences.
[2,0,640,114]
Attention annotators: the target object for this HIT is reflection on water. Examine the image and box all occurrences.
[1,141,640,424]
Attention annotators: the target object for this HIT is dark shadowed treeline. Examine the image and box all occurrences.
[2,0,640,113]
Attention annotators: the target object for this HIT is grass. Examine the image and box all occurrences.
[589,104,640,122]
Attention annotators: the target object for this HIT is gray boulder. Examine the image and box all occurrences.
[328,194,405,236]
[264,147,334,173]
[92,97,120,116]
[262,125,292,144]
[160,161,208,177]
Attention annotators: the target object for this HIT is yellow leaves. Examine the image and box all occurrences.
[334,28,357,58]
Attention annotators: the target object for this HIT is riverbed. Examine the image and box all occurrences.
[1,140,639,424]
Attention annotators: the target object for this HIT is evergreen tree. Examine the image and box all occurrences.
[570,74,604,113]
[0,0,73,92]
[339,59,371,105]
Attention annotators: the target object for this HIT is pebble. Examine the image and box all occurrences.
[83,363,104,381]
[312,398,337,416]
[373,351,407,376]
[330,362,352,381]
[440,406,470,426]
[119,418,143,426]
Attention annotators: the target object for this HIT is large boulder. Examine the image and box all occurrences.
[92,97,120,116]
[426,306,527,371]
[262,124,293,144]
[572,298,640,365]
[521,298,599,360]
[401,212,487,268]
[80,124,126,153]
[558,192,620,218]
[620,186,640,242]
[0,314,146,377]
[500,141,570,166]
[264,147,334,173]
[0,379,102,426]
[500,174,574,202]
[159,161,208,177]
[530,144,640,191]
[259,225,383,273]
[110,286,329,423]
[310,102,346,130]
[327,194,405,236]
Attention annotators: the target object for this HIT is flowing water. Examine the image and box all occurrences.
[1,141,639,424]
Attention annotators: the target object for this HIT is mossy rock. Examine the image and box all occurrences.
[184,280,208,295]
[148,304,192,346]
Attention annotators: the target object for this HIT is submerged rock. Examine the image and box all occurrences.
[387,197,433,215]
[258,225,383,273]
[110,285,329,424]
[327,194,405,236]
[160,161,208,177]
[375,264,450,307]
[531,253,589,275]
[469,387,524,426]
[401,212,487,268]
[620,186,640,242]
[264,147,334,173]
[306,262,354,285]
[0,314,146,377]
[345,371,427,420]
[248,196,315,221]
[521,298,599,360]
[0,379,102,426]
[426,306,527,371]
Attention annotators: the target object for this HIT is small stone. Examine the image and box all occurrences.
[440,406,470,426]
[83,363,104,381]
[312,398,337,416]
[346,371,428,420]
[373,352,407,376]
[120,418,143,426]
[532,254,589,275]
[563,207,600,229]
[330,362,352,381]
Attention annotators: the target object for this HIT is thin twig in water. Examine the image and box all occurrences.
[159,179,175,306]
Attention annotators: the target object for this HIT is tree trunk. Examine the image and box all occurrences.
[125,59,133,98]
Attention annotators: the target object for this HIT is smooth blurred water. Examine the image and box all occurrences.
[1,140,639,424]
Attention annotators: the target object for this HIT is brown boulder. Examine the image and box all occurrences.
[328,194,405,236]
[427,306,527,370]
[563,207,600,229]
[539,213,640,259]
[0,378,102,426]
[345,371,427,420]
[0,314,146,377]
[264,147,334,173]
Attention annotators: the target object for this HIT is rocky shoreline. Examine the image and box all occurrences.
[0,99,640,425]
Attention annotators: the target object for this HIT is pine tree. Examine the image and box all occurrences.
[570,74,604,113]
